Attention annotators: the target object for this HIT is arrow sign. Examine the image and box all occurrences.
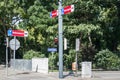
[8,30,28,37]
[62,5,74,14]
[50,10,58,18]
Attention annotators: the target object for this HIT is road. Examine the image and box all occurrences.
[1,65,120,80]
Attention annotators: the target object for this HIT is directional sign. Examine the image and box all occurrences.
[62,5,74,14]
[47,48,57,52]
[7,30,28,37]
[50,10,58,18]
[12,30,24,37]
[50,5,74,18]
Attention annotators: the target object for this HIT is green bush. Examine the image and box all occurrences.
[94,49,120,70]
[63,49,76,70]
[23,50,45,59]
[48,52,58,71]
[48,49,82,71]
[63,49,82,70]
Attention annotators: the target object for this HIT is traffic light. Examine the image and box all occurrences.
[54,37,58,47]
[4,38,7,46]
[4,37,8,47]
[54,37,58,52]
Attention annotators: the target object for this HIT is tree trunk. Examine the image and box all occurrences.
[88,33,92,46]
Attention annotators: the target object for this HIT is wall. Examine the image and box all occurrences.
[32,58,48,73]
[10,59,32,71]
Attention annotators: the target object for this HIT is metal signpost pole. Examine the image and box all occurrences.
[58,0,63,78]
[75,38,80,77]
[52,51,54,72]
[75,51,78,77]
[13,36,16,69]
[50,1,74,78]
[6,37,8,76]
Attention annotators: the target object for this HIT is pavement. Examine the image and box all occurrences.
[1,65,120,80]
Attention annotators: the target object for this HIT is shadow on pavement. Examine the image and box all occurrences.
[63,71,81,78]
[16,72,30,75]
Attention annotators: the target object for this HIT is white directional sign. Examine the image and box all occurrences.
[10,39,20,50]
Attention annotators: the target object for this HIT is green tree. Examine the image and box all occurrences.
[0,0,23,63]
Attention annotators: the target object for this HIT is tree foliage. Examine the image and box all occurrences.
[0,0,120,70]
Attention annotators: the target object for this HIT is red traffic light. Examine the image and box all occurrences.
[54,37,58,43]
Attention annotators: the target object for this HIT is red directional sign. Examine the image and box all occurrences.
[50,10,58,18]
[12,30,28,37]
[63,5,74,14]
[50,5,74,18]
[12,30,24,37]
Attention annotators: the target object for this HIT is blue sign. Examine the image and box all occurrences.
[7,30,12,36]
[50,12,52,18]
[61,9,64,15]
[47,48,57,52]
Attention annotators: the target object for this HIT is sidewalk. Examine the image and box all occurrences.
[1,68,81,80]
[1,67,120,80]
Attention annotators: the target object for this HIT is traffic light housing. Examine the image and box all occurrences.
[4,38,9,47]
[54,37,58,47]
[4,38,7,46]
